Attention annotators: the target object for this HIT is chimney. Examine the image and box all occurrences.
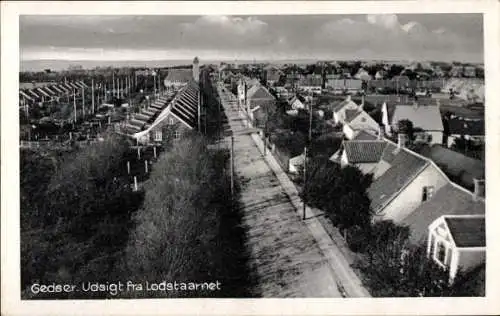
[473,178,485,201]
[378,125,384,140]
[397,133,407,148]
[346,95,352,102]
[360,95,365,111]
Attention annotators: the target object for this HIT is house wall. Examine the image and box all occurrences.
[428,131,444,145]
[343,124,355,140]
[147,113,192,143]
[379,163,449,223]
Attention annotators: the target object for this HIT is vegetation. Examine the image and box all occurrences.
[21,135,144,299]
[300,158,373,240]
[119,135,252,298]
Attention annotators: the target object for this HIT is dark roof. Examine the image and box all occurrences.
[344,109,361,123]
[445,216,485,247]
[170,80,199,129]
[344,141,386,163]
[402,183,485,244]
[418,145,484,189]
[165,69,193,83]
[448,118,484,136]
[353,130,379,141]
[368,142,429,213]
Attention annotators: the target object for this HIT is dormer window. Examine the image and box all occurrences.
[422,186,435,201]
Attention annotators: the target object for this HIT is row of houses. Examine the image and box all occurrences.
[325,96,485,281]
[19,81,89,106]
[124,58,201,144]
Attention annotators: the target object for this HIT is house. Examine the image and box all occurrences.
[354,68,372,81]
[402,180,485,245]
[426,215,485,280]
[463,66,477,78]
[164,69,193,88]
[288,94,307,110]
[329,96,380,139]
[298,75,323,94]
[449,66,464,78]
[389,103,444,145]
[446,117,485,147]
[133,80,199,144]
[339,139,387,174]
[368,135,450,222]
[374,70,386,80]
[266,69,283,87]
[244,83,276,127]
[418,145,484,190]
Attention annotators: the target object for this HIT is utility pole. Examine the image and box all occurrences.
[230,135,234,197]
[73,88,77,123]
[91,78,95,114]
[309,91,313,143]
[302,146,307,220]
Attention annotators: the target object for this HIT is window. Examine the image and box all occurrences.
[174,131,181,140]
[169,118,174,125]
[422,186,435,201]
[154,130,162,142]
[434,241,448,266]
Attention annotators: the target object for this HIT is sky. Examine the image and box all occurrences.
[19,14,484,65]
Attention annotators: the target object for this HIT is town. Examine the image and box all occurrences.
[19,15,485,299]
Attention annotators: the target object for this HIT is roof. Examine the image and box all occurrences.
[169,80,199,129]
[247,84,275,101]
[391,105,444,131]
[165,69,193,83]
[344,141,387,163]
[448,118,484,136]
[445,216,485,248]
[402,183,485,244]
[367,142,429,213]
[353,130,379,141]
[418,145,484,189]
[344,109,362,123]
[332,98,358,112]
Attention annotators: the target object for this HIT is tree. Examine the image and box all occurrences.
[397,119,415,141]
[302,160,373,239]
[356,234,455,297]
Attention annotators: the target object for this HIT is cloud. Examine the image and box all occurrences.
[179,15,271,49]
[312,14,477,60]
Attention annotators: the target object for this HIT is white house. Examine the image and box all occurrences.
[427,215,485,281]
[390,103,444,145]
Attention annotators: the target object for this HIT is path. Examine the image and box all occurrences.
[217,83,371,298]
[217,87,341,297]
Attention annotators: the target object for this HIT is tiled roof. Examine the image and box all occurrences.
[418,145,484,189]
[367,142,429,213]
[344,141,387,163]
[332,98,358,112]
[402,183,485,244]
[391,104,444,131]
[165,69,193,83]
[445,216,485,248]
[448,118,484,136]
[247,84,275,101]
[170,80,199,129]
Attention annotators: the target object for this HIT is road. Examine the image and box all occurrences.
[217,84,370,297]
[216,86,342,297]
